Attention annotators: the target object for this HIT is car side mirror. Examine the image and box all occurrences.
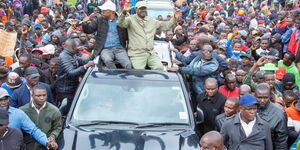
[59,98,68,115]
[196,107,204,124]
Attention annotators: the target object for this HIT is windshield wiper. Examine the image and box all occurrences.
[135,122,188,128]
[74,120,139,127]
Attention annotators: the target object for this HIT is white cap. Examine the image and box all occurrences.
[42,44,55,55]
[98,1,116,12]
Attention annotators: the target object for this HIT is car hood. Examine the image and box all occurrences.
[58,126,200,150]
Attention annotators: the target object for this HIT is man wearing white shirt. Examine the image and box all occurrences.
[20,85,62,150]
[249,14,258,30]
[221,94,273,150]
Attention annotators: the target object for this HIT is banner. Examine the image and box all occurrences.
[0,29,17,57]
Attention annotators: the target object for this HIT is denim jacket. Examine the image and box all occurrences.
[180,56,219,94]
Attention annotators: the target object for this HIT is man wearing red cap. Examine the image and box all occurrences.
[40,7,53,25]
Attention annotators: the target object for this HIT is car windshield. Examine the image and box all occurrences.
[147,7,174,20]
[71,79,189,125]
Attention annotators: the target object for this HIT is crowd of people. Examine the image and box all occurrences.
[0,0,300,149]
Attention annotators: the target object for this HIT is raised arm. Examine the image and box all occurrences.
[157,8,181,31]
[82,17,98,34]
[117,1,132,28]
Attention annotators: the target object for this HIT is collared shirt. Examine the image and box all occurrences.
[239,112,256,137]
[215,113,236,131]
[26,84,33,102]
[31,102,46,114]
[104,17,122,49]
[256,48,269,56]
[118,13,176,56]
[2,128,8,138]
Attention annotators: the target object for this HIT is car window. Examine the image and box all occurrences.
[72,79,189,124]
[147,7,174,20]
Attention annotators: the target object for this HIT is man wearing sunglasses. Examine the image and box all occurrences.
[168,43,219,94]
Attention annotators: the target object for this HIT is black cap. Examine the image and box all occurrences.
[199,27,208,33]
[5,21,14,27]
[282,73,295,84]
[0,107,8,125]
[70,32,79,39]
[24,67,40,78]
[22,19,31,27]
[55,18,63,23]
[31,58,41,67]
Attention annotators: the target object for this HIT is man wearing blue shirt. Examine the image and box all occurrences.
[281,16,296,53]
[0,87,57,149]
[82,1,132,69]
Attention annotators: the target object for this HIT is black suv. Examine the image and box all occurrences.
[58,68,201,150]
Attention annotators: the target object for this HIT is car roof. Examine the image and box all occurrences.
[147,1,174,9]
[88,68,181,82]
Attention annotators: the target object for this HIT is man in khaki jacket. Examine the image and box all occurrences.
[118,1,182,70]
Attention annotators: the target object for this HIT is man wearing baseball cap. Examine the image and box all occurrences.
[117,1,182,70]
[4,21,15,32]
[82,1,132,69]
[220,94,273,149]
[10,67,54,108]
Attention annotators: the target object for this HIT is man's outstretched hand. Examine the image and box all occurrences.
[255,56,268,66]
[167,67,179,72]
[85,61,95,68]
[122,0,132,14]
[21,28,28,35]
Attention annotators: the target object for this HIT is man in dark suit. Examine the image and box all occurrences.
[195,78,226,136]
[9,67,53,108]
